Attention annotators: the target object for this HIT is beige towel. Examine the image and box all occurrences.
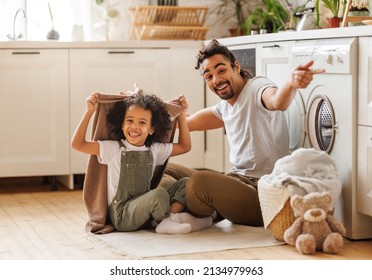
[83,92,184,234]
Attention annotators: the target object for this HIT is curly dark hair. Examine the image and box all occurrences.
[195,39,252,79]
[106,94,171,147]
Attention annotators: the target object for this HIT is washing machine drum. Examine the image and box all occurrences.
[285,87,336,154]
[306,93,336,154]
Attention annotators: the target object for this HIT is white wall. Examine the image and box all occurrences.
[0,0,91,41]
[0,0,261,42]
[89,0,236,41]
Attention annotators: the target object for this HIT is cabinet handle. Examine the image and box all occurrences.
[108,51,135,54]
[12,51,40,55]
[262,44,280,48]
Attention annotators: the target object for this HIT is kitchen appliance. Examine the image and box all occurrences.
[288,37,372,239]
[230,45,256,77]
[295,8,317,31]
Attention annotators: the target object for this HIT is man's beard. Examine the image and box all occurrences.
[214,81,234,100]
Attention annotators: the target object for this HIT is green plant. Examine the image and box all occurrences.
[245,0,288,34]
[315,0,341,27]
[320,0,341,16]
[210,0,253,34]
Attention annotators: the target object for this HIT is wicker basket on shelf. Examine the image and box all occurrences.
[129,6,208,40]
[139,25,208,40]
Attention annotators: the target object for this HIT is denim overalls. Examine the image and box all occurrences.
[108,141,171,231]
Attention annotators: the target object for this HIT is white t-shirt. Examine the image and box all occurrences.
[97,139,173,204]
[211,76,289,178]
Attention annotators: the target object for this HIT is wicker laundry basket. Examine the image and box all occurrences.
[267,197,336,242]
[267,199,295,242]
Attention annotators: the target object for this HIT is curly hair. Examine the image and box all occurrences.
[106,94,171,147]
[195,39,252,79]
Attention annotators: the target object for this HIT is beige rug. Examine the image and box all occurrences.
[85,219,284,259]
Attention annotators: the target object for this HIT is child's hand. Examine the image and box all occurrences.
[86,92,99,112]
[178,95,189,116]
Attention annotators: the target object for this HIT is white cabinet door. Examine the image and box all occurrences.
[167,48,205,169]
[256,41,293,88]
[70,48,172,174]
[357,126,372,217]
[358,37,372,127]
[0,49,69,177]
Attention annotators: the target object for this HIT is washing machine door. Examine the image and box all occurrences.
[306,85,337,154]
[285,92,306,153]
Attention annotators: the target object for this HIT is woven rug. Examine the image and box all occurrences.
[85,219,284,259]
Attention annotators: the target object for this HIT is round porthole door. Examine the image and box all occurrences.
[306,90,336,154]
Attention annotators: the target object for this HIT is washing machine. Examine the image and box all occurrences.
[287,37,372,240]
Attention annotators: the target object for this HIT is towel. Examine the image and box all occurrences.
[82,92,184,234]
[258,148,342,228]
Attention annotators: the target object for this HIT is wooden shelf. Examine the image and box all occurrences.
[341,0,372,27]
[129,6,208,40]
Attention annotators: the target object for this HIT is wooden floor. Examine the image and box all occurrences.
[1,176,372,260]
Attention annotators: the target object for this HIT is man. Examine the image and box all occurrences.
[163,39,324,226]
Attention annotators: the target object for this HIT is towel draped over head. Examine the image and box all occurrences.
[82,90,185,234]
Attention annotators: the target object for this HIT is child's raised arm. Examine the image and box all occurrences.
[170,95,191,157]
[71,92,100,155]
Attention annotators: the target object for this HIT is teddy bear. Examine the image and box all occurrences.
[283,191,346,255]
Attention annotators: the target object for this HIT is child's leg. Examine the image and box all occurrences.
[170,200,184,213]
[159,177,188,212]
[171,212,213,232]
[109,187,170,231]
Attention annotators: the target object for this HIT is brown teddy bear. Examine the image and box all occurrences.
[283,191,346,255]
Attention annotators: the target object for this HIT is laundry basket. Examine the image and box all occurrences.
[257,177,294,242]
[267,199,295,241]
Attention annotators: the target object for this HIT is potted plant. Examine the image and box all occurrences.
[315,0,342,27]
[210,0,254,36]
[245,0,288,34]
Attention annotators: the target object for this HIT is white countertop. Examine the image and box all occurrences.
[217,25,372,46]
[0,26,371,49]
[0,39,203,49]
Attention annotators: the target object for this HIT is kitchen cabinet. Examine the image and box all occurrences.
[167,48,205,169]
[70,47,205,176]
[357,126,372,217]
[357,37,372,217]
[255,41,294,85]
[70,48,172,174]
[0,49,69,180]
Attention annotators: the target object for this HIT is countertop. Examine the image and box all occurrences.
[218,25,372,46]
[0,25,371,49]
[0,40,203,49]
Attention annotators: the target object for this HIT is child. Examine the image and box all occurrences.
[72,92,212,234]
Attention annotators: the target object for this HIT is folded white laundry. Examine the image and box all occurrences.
[258,148,342,228]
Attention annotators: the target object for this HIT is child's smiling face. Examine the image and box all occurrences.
[122,105,154,147]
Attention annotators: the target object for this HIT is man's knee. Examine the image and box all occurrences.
[186,171,210,194]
